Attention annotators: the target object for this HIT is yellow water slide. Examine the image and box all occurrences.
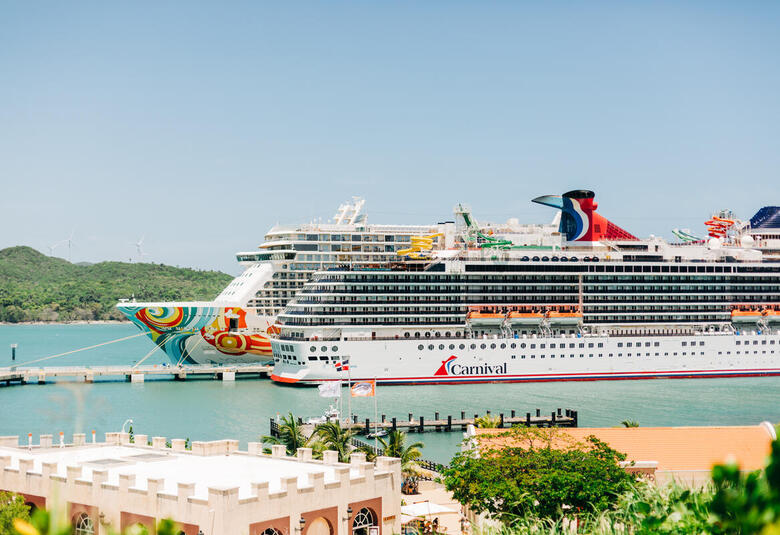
[397,233,444,259]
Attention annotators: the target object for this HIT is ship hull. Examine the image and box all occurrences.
[270,333,780,385]
[117,303,276,365]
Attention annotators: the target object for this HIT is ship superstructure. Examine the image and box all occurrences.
[270,191,780,385]
[117,198,553,365]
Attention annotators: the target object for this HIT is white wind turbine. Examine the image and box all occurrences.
[61,229,76,262]
[48,240,65,256]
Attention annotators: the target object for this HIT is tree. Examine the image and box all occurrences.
[262,413,310,455]
[314,421,355,462]
[621,420,640,428]
[442,426,636,523]
[474,413,501,429]
[0,492,29,535]
[378,430,424,477]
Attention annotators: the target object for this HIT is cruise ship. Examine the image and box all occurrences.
[116,199,553,365]
[270,191,780,385]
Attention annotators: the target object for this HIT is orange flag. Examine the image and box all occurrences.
[351,380,376,397]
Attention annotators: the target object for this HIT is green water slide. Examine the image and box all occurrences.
[477,231,513,248]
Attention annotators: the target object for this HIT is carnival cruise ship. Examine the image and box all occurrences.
[270,190,780,385]
[116,198,556,365]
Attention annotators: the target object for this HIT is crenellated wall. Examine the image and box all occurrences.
[0,433,402,535]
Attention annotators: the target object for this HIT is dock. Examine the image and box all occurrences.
[0,364,273,386]
[272,408,578,438]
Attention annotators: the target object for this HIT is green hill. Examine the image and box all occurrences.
[0,246,234,322]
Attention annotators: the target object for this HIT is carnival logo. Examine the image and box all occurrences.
[434,356,508,376]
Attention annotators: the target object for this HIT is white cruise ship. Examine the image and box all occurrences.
[270,190,780,385]
[116,198,551,365]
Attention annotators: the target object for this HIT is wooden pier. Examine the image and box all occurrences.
[0,364,272,386]
[271,408,578,438]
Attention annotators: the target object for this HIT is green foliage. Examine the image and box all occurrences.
[11,507,187,535]
[314,420,356,462]
[0,246,232,322]
[443,426,636,523]
[378,430,424,477]
[0,492,30,535]
[262,413,311,456]
[474,413,502,429]
[621,420,639,428]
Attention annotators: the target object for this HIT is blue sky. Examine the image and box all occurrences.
[1,2,778,274]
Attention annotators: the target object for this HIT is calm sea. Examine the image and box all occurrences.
[1,324,779,463]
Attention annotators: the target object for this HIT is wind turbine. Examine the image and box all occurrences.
[47,240,65,256]
[65,229,76,262]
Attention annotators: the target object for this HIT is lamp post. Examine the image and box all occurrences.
[121,419,134,434]
[343,506,353,535]
[296,517,306,535]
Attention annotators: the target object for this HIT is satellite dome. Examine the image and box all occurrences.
[708,237,722,249]
[741,235,755,248]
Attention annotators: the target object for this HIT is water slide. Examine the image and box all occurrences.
[397,233,444,259]
[671,228,701,242]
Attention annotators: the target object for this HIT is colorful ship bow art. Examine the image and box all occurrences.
[122,305,274,364]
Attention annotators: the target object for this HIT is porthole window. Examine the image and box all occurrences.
[404,332,410,338]
[321,346,327,352]
[510,343,516,349]
[435,332,441,338]
[480,343,486,349]
[490,343,496,349]
[425,332,431,338]
[470,344,476,350]
[310,346,316,352]
[521,343,526,349]
[428,344,434,350]
[439,344,445,350]
[418,344,424,350]
[331,346,338,352]
[445,332,452,338]
[449,344,455,350]
[500,343,506,349]
[459,344,465,350]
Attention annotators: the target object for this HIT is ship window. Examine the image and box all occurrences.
[754,340,759,345]
[530,355,535,359]
[321,346,327,352]
[439,344,445,350]
[459,344,465,350]
[415,333,421,338]
[310,346,316,352]
[480,344,486,349]
[428,345,434,350]
[569,343,575,349]
[319,356,328,360]
[308,356,317,361]
[530,344,536,349]
[617,343,623,347]
[627,342,633,347]
[470,344,476,349]
[645,342,651,347]
[418,345,424,350]
[681,342,687,346]
[510,343,516,349]
[654,342,660,347]
[549,343,555,349]
[332,346,338,352]
[588,343,594,348]
[598,343,604,348]
[449,344,455,350]
[500,343,506,349]
[490,344,496,349]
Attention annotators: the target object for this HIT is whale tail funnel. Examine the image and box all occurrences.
[532,190,637,242]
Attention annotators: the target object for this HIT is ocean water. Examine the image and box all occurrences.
[1,324,779,463]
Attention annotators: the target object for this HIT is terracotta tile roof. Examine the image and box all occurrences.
[473,424,776,472]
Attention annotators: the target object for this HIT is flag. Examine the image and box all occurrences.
[351,380,375,397]
[318,381,341,398]
[335,358,350,372]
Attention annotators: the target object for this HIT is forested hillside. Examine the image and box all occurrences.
[0,246,233,322]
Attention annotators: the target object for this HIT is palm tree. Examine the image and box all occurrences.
[378,430,424,477]
[314,420,356,462]
[621,419,640,428]
[262,413,309,455]
[474,413,501,428]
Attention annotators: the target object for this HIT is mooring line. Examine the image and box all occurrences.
[12,331,150,367]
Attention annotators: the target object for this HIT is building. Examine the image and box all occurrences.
[0,432,401,535]
[469,422,777,486]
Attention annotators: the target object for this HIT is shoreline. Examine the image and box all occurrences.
[0,320,131,326]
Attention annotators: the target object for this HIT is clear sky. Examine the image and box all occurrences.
[1,2,778,274]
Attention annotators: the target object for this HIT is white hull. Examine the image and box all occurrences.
[270,332,780,385]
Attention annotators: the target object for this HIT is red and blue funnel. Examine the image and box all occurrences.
[533,190,637,242]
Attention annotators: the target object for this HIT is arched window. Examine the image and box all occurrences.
[73,513,94,535]
[352,508,377,535]
[262,528,283,535]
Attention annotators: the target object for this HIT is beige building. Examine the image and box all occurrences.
[0,432,401,535]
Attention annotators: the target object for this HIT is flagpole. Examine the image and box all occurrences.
[347,359,352,431]
[373,377,378,453]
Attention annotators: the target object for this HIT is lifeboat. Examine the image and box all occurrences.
[763,308,780,323]
[731,309,763,323]
[507,311,545,326]
[466,311,506,326]
[546,310,583,325]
